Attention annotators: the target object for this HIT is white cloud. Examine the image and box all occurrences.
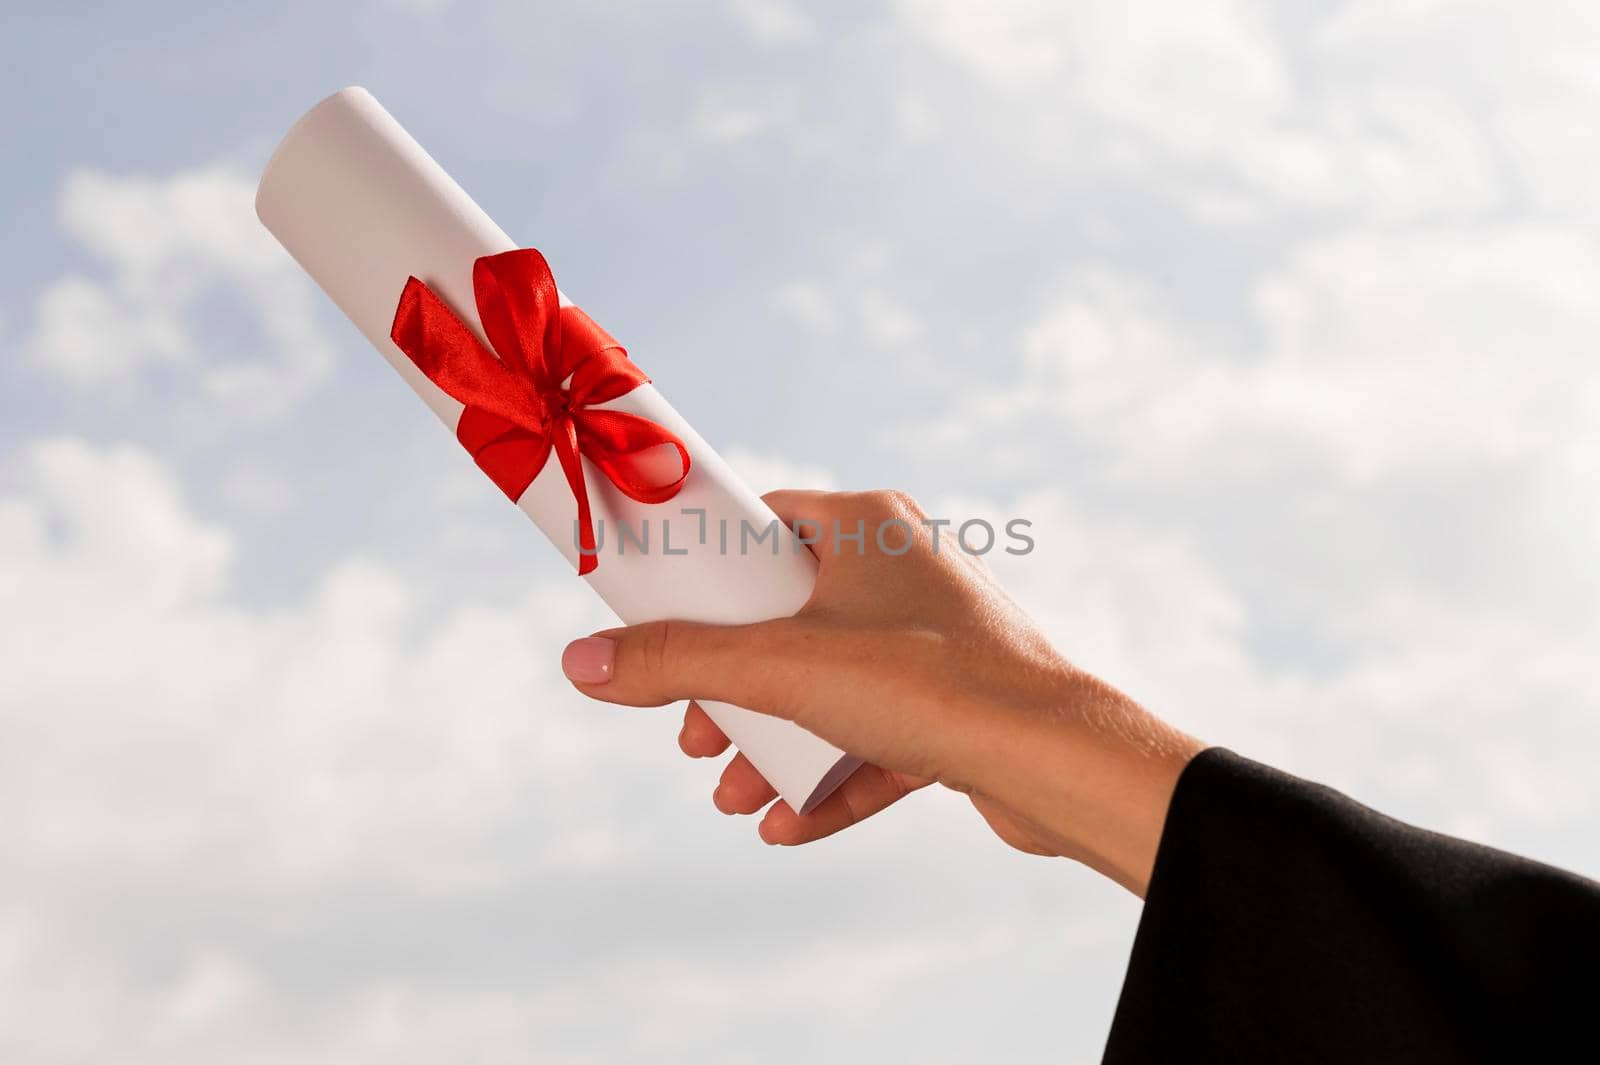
[857,289,923,348]
[217,457,302,519]
[894,0,1287,137]
[765,278,924,353]
[725,0,816,46]
[688,84,796,144]
[0,436,621,888]
[22,166,335,423]
[0,435,1147,1063]
[889,0,1600,223]
[3,437,233,612]
[941,225,1600,489]
[767,280,836,334]
[936,489,1258,728]
[1248,227,1600,480]
[723,444,840,492]
[894,0,1073,91]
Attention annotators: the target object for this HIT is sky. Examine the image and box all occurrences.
[2,1,1599,1061]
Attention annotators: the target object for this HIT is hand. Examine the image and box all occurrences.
[560,489,1205,895]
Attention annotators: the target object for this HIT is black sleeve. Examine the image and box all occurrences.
[1102,747,1600,1064]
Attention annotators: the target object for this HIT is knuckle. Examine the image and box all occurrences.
[866,488,901,511]
[641,619,675,678]
[870,488,924,520]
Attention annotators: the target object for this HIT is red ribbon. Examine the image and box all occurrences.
[391,248,690,575]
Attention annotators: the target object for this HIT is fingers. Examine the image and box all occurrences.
[678,702,730,758]
[560,617,804,714]
[713,752,778,814]
[677,708,778,813]
[680,735,928,841]
[758,765,930,845]
[676,703,776,812]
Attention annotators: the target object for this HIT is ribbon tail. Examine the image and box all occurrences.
[552,415,599,576]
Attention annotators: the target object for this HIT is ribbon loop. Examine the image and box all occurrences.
[391,249,691,575]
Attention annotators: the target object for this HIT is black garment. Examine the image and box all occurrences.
[1103,748,1600,1064]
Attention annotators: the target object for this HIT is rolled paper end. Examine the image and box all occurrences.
[797,755,866,816]
[257,87,365,224]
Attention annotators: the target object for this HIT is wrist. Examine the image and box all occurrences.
[981,672,1204,895]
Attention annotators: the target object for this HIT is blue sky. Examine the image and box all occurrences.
[3,2,1599,1062]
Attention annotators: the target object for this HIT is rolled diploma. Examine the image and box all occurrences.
[256,87,861,814]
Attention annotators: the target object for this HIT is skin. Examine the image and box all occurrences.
[562,489,1207,897]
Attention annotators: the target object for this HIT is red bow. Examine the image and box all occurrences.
[391,248,691,575]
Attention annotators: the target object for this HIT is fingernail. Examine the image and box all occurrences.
[561,637,615,684]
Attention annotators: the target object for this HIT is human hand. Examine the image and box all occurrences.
[561,489,1204,895]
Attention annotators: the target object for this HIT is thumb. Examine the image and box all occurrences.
[560,618,803,716]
